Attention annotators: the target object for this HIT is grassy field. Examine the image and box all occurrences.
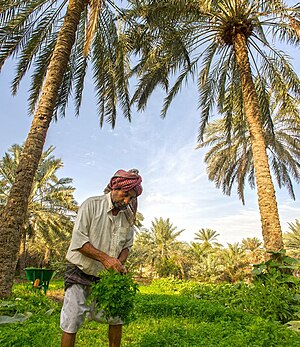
[1,279,300,346]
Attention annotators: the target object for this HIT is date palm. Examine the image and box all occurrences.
[0,0,131,296]
[189,240,223,280]
[0,144,77,269]
[284,219,300,257]
[126,0,300,254]
[198,104,300,204]
[241,237,264,263]
[241,237,262,251]
[194,228,222,248]
[150,217,184,260]
[220,242,248,282]
[130,217,185,277]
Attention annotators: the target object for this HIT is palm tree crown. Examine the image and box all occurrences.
[198,107,300,204]
[0,0,131,124]
[284,219,300,251]
[127,0,300,125]
[126,0,300,252]
[0,144,77,267]
[194,228,221,247]
[149,217,184,259]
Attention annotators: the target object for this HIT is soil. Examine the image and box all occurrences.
[47,289,64,304]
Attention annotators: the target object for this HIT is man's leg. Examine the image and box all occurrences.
[109,325,122,347]
[60,284,90,347]
[61,332,76,347]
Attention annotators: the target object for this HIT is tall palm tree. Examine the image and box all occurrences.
[0,0,131,297]
[0,144,77,270]
[198,101,300,204]
[126,0,300,254]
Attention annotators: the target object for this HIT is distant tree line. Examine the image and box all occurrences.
[1,144,299,283]
[128,218,300,283]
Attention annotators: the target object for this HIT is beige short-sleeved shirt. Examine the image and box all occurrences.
[66,193,134,277]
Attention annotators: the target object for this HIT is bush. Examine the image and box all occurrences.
[180,280,300,323]
[0,283,62,347]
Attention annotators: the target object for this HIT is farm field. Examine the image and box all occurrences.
[1,279,300,347]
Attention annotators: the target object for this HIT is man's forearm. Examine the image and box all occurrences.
[118,248,129,264]
[79,242,125,272]
[79,242,109,263]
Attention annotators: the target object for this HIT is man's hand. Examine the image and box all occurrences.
[102,256,126,273]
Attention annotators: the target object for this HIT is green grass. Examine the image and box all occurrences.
[0,280,300,346]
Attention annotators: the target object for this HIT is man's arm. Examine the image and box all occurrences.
[118,247,130,265]
[79,242,125,273]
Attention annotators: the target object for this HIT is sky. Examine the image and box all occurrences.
[0,43,300,247]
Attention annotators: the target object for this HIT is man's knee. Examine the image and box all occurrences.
[60,284,90,333]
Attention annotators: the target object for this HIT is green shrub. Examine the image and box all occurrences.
[0,283,61,347]
[180,280,300,323]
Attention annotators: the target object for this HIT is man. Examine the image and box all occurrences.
[60,169,143,347]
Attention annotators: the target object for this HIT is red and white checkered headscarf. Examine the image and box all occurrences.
[104,169,143,225]
[105,169,143,196]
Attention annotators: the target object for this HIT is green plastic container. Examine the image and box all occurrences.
[25,268,55,294]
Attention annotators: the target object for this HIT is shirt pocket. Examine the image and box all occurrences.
[117,227,130,249]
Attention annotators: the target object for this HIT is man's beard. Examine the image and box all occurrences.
[113,201,128,210]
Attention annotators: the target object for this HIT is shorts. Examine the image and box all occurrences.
[60,284,122,334]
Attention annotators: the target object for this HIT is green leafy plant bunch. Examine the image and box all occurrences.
[90,270,139,324]
[252,250,300,287]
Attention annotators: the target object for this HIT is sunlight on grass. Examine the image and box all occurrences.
[0,280,300,346]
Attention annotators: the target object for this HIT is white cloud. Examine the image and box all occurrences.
[84,151,95,157]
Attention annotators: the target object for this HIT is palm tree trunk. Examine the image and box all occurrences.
[16,227,27,275]
[0,0,86,298]
[233,33,283,253]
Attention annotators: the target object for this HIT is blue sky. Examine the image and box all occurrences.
[0,45,299,247]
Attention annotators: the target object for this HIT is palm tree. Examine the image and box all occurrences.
[0,144,77,270]
[198,102,300,204]
[283,219,300,258]
[194,228,222,248]
[150,217,184,261]
[241,237,263,252]
[189,241,223,281]
[0,0,131,297]
[127,229,153,276]
[130,217,185,277]
[220,242,248,282]
[126,1,300,254]
[241,237,264,263]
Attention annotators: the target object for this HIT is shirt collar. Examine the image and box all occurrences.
[105,192,114,212]
[105,192,125,214]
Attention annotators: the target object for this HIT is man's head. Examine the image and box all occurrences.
[104,169,143,214]
[110,188,137,210]
[106,169,143,197]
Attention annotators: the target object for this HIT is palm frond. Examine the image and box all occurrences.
[84,0,103,56]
